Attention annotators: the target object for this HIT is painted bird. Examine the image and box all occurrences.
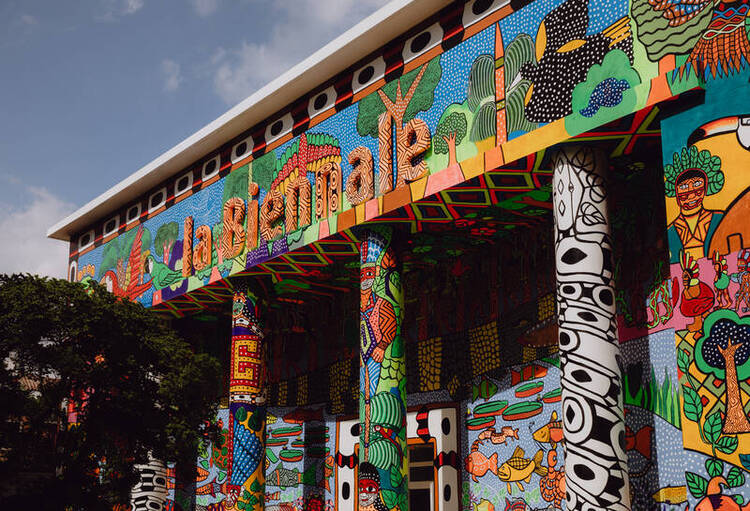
[695,476,750,511]
[144,255,183,291]
[646,0,750,77]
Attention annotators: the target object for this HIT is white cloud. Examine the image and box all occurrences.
[0,186,75,279]
[123,0,145,14]
[97,0,145,21]
[161,59,183,92]
[211,0,384,105]
[191,0,219,17]
[19,14,38,26]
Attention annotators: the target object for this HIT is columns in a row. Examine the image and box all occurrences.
[226,148,628,511]
[228,285,266,510]
[552,146,631,511]
[358,227,408,511]
[227,230,409,511]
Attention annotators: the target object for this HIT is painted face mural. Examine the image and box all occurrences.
[358,462,385,511]
[664,145,725,264]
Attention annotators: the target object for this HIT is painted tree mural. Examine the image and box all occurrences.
[251,152,277,192]
[466,54,496,142]
[223,165,249,203]
[695,310,750,434]
[356,56,442,139]
[154,222,179,264]
[434,111,467,166]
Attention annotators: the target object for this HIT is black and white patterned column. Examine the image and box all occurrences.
[552,146,630,511]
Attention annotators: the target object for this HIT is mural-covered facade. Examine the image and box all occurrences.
[49,0,750,509]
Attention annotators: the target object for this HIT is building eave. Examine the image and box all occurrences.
[47,0,453,241]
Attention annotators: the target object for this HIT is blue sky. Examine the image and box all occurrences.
[0,0,383,277]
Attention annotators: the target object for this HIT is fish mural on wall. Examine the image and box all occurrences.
[464,359,564,510]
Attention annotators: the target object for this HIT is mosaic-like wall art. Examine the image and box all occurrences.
[69,0,713,315]
[462,358,563,511]
[660,73,750,510]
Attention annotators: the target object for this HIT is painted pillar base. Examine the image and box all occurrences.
[552,146,631,511]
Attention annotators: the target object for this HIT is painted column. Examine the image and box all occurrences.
[228,284,266,511]
[552,146,631,510]
[358,227,408,511]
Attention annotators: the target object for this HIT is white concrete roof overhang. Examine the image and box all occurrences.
[47,0,454,241]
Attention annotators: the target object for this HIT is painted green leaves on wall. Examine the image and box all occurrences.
[686,471,709,498]
[682,385,703,422]
[704,412,723,444]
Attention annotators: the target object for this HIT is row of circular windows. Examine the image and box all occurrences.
[76,155,222,251]
[75,0,504,253]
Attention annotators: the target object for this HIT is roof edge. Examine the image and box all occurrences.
[48,0,453,241]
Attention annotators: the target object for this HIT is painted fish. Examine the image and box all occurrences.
[478,426,519,445]
[532,411,563,449]
[195,465,214,495]
[579,78,630,118]
[267,463,319,489]
[473,499,495,511]
[497,447,547,494]
[511,364,548,386]
[465,447,499,482]
[625,425,652,459]
[651,486,687,505]
[473,379,499,401]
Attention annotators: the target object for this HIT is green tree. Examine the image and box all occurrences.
[251,152,277,192]
[433,111,467,166]
[356,56,442,138]
[223,165,249,203]
[154,222,179,264]
[694,310,750,434]
[0,274,222,508]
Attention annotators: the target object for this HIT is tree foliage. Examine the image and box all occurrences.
[433,111,467,154]
[154,222,179,261]
[0,274,222,508]
[356,56,442,138]
[223,165,249,204]
[695,310,750,379]
[252,152,277,192]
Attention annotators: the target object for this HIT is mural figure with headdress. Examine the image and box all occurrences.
[665,146,725,264]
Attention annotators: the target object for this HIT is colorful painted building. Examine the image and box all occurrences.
[48,0,750,509]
